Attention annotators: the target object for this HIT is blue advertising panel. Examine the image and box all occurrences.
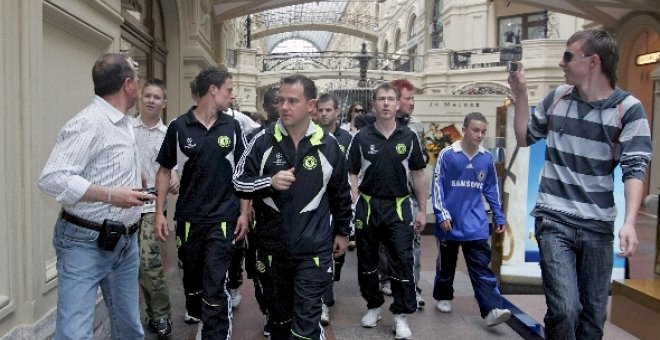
[523,116,626,278]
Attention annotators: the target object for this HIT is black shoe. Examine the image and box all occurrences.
[147,317,172,338]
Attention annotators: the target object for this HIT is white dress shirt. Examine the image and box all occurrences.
[39,95,141,225]
[133,115,167,213]
[226,108,260,135]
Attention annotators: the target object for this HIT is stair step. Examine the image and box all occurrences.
[610,279,660,340]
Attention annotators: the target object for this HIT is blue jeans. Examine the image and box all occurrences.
[535,217,613,340]
[53,218,143,340]
[432,238,503,317]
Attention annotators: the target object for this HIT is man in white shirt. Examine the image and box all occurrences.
[134,78,181,338]
[39,53,156,340]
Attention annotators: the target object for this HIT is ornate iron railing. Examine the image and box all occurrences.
[252,11,379,32]
[449,46,522,70]
[257,51,423,73]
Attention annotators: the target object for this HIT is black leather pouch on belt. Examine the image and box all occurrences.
[98,219,124,251]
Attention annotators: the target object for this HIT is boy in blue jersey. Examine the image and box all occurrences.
[431,112,511,327]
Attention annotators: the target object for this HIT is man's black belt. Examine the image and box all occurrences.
[61,210,139,235]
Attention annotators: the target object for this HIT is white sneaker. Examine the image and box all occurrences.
[380,281,392,296]
[230,289,242,309]
[184,312,201,324]
[360,307,382,328]
[263,315,271,337]
[321,303,330,326]
[416,291,425,309]
[392,314,412,339]
[484,308,511,327]
[195,322,203,340]
[436,300,452,313]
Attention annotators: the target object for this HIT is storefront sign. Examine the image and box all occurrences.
[635,51,660,66]
[427,101,481,108]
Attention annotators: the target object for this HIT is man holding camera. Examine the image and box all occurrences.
[508,29,652,339]
[39,53,156,339]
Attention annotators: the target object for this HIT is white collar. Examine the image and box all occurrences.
[94,95,127,124]
[451,140,486,155]
[133,114,167,133]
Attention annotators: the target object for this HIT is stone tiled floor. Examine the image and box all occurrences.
[140,212,656,339]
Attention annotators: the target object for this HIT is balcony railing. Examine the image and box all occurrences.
[449,46,522,70]
[252,11,379,32]
[257,51,423,73]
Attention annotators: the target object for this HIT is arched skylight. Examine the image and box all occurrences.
[260,1,349,53]
[271,39,320,54]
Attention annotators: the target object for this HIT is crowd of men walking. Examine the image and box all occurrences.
[38,28,652,340]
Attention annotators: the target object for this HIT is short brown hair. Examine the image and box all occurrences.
[567,29,618,88]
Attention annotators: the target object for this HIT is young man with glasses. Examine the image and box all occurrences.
[508,29,652,339]
[342,103,366,135]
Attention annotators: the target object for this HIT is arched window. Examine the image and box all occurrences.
[408,14,417,40]
[394,28,401,52]
[383,39,389,53]
[120,0,167,82]
[431,0,444,48]
[271,39,319,53]
[408,14,418,55]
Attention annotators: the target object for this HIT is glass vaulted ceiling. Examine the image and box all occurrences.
[261,0,349,53]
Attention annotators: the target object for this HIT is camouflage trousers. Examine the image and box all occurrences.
[139,212,171,319]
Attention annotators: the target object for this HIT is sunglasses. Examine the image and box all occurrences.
[563,51,593,63]
[353,109,366,114]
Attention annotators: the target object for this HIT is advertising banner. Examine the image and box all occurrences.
[523,140,627,280]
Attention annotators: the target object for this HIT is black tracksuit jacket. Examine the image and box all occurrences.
[233,121,352,257]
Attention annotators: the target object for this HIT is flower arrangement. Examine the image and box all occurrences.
[425,123,462,163]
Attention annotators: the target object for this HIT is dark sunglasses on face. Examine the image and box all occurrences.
[563,51,593,63]
[353,108,366,114]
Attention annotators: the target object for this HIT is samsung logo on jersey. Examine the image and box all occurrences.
[451,180,483,189]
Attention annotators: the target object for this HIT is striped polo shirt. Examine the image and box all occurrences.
[528,85,652,233]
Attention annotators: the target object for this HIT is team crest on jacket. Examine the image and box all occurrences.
[395,143,407,155]
[303,155,317,170]
[477,170,486,181]
[217,136,231,148]
[256,260,266,273]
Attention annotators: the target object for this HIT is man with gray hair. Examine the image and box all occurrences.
[39,53,155,339]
